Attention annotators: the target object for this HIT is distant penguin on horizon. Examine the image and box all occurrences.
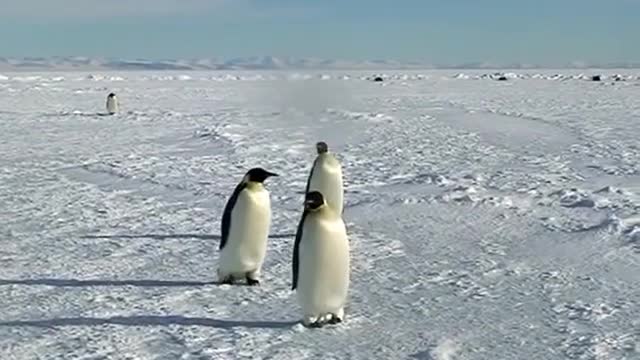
[106,92,118,115]
[305,141,344,215]
[218,167,278,286]
[292,191,350,327]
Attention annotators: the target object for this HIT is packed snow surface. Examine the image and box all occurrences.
[1,70,640,359]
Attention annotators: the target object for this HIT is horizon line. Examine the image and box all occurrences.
[1,55,640,71]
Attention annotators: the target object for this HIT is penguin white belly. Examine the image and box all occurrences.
[219,189,271,277]
[308,160,343,214]
[297,216,350,318]
[106,98,118,114]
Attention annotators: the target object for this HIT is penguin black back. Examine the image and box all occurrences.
[292,208,307,290]
[220,181,247,250]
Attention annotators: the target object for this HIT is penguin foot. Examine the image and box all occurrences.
[303,315,340,328]
[219,276,234,285]
[303,316,321,328]
[308,321,323,328]
[244,269,262,286]
[319,314,332,323]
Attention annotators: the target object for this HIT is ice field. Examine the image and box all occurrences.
[1,70,640,359]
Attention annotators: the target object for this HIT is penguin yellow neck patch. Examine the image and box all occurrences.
[245,181,264,190]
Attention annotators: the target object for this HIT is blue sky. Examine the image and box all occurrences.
[0,0,637,65]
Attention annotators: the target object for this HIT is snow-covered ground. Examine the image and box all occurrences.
[1,70,640,359]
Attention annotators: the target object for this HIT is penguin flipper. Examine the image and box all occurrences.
[292,210,308,290]
[220,182,247,250]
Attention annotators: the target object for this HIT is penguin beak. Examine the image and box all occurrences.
[266,171,279,178]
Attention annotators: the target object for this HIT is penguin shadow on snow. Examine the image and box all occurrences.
[0,280,299,329]
[0,278,218,287]
[0,315,299,330]
[41,111,116,118]
[81,233,295,241]
[0,232,296,288]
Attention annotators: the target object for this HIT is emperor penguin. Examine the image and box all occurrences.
[305,141,344,215]
[292,191,350,327]
[218,167,278,285]
[106,93,119,115]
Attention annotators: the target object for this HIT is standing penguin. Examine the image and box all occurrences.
[292,191,350,327]
[106,93,119,115]
[218,167,278,285]
[305,141,344,215]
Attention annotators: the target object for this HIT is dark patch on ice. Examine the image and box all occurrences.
[81,233,294,240]
[560,198,596,208]
[409,350,435,359]
[41,111,114,118]
[0,316,299,329]
[0,278,216,287]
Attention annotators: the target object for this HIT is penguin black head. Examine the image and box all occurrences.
[244,167,278,183]
[108,93,116,98]
[316,141,328,154]
[304,191,326,211]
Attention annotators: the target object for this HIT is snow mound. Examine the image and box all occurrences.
[326,108,394,122]
[555,189,597,208]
